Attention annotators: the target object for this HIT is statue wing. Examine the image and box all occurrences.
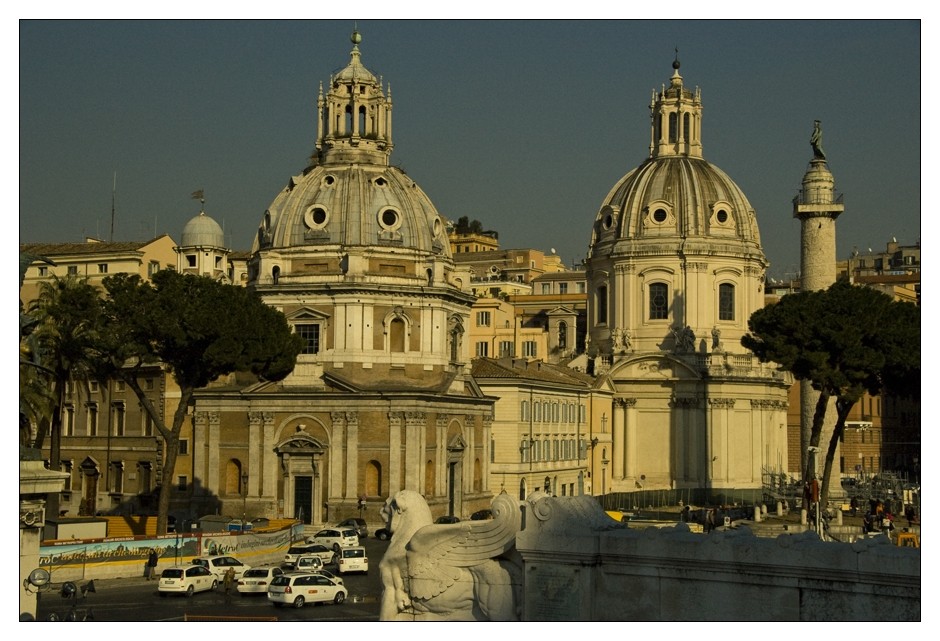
[405,493,520,600]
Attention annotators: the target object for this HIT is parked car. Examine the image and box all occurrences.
[237,566,283,595]
[470,509,493,521]
[375,527,392,541]
[337,545,368,574]
[336,517,368,538]
[306,527,359,552]
[267,572,348,608]
[435,515,460,524]
[191,555,250,581]
[297,544,336,565]
[284,543,323,569]
[158,565,217,597]
[295,555,325,572]
[311,568,344,585]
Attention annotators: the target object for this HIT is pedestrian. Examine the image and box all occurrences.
[850,496,858,517]
[147,548,158,580]
[705,507,716,533]
[223,566,236,594]
[904,504,915,527]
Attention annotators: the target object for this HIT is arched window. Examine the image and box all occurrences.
[365,460,382,497]
[649,282,669,320]
[358,105,366,136]
[390,318,406,352]
[669,112,678,143]
[272,265,280,285]
[225,459,245,496]
[558,321,568,350]
[719,283,735,321]
[597,285,608,325]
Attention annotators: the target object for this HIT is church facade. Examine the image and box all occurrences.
[185,32,494,527]
[584,60,792,499]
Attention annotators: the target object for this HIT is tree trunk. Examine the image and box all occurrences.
[820,400,855,512]
[44,377,67,519]
[155,387,193,535]
[802,390,830,484]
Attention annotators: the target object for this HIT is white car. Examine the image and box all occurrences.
[267,572,348,608]
[236,566,283,595]
[191,555,250,581]
[337,545,368,574]
[306,527,359,552]
[294,555,325,572]
[283,543,329,569]
[158,565,217,597]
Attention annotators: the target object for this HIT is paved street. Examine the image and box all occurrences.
[36,535,388,622]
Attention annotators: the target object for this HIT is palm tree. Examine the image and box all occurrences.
[26,276,103,501]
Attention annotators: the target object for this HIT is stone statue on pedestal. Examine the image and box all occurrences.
[378,490,523,621]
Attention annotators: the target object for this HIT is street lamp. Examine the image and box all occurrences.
[241,471,249,530]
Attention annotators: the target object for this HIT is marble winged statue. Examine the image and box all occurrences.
[379,490,523,621]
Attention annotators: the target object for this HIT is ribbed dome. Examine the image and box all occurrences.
[252,164,449,256]
[181,211,225,248]
[590,156,763,256]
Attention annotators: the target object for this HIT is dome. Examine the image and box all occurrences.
[590,156,763,258]
[253,164,450,256]
[181,211,225,248]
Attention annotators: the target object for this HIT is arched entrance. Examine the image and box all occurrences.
[446,434,466,516]
[275,426,326,526]
[79,457,99,516]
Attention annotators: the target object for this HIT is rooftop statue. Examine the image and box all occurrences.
[378,490,523,621]
[810,120,826,161]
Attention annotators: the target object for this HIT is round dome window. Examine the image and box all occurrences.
[433,218,443,237]
[325,175,335,185]
[603,214,613,230]
[653,209,668,223]
[716,209,729,224]
[304,205,329,229]
[379,208,401,230]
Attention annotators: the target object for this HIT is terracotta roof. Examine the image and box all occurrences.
[471,357,593,387]
[20,236,171,257]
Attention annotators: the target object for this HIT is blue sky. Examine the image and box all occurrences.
[19,19,921,279]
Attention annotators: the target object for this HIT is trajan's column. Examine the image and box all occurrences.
[793,120,844,480]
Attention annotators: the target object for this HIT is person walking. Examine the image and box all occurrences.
[146,548,158,580]
[223,566,236,596]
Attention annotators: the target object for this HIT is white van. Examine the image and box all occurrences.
[337,546,368,574]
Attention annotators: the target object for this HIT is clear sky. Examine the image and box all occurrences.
[19,19,920,279]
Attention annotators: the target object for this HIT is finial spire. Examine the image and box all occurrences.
[673,47,680,70]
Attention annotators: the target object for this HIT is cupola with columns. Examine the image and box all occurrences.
[649,55,703,159]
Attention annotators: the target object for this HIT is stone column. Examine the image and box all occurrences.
[404,412,425,492]
[612,399,625,480]
[261,412,277,501]
[344,412,359,499]
[192,412,207,495]
[482,414,493,493]
[623,399,638,480]
[436,415,449,496]
[248,412,261,498]
[388,413,402,496]
[206,412,220,496]
[330,412,345,499]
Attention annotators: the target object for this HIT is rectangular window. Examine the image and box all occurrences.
[649,282,669,319]
[111,461,124,493]
[476,311,491,327]
[521,400,529,421]
[719,283,735,321]
[64,404,75,436]
[541,283,551,294]
[535,402,541,422]
[296,324,320,355]
[98,263,108,274]
[116,380,125,392]
[178,476,188,491]
[87,403,98,436]
[475,342,489,357]
[179,439,189,455]
[559,283,568,295]
[148,261,160,277]
[597,285,608,324]
[523,341,537,358]
[90,380,99,393]
[38,266,48,277]
[113,402,125,436]
[67,265,78,276]
[145,378,154,391]
[499,341,514,357]
[187,255,197,267]
[142,410,154,436]
[577,282,586,294]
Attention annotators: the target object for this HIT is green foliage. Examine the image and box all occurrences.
[101,271,302,390]
[742,280,919,403]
